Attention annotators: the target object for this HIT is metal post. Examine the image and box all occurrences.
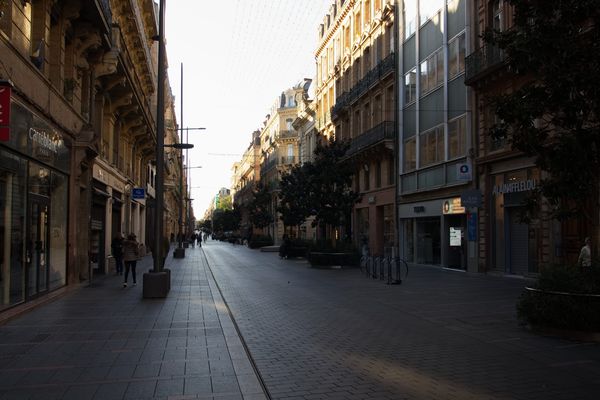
[175,63,185,256]
[153,0,166,273]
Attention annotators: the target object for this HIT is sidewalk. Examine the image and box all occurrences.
[0,246,266,400]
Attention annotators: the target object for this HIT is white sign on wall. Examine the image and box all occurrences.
[457,162,472,181]
[450,227,462,246]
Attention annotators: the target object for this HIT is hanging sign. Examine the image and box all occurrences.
[132,188,146,199]
[0,84,11,142]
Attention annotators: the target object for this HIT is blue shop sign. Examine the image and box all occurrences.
[132,188,145,199]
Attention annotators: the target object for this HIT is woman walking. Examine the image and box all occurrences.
[122,233,140,287]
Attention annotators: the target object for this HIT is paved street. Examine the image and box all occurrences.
[1,240,600,400]
[203,240,600,400]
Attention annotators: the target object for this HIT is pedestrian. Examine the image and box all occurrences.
[111,232,124,275]
[279,234,290,259]
[578,237,592,268]
[190,232,197,248]
[122,233,140,287]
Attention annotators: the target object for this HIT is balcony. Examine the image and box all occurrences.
[277,130,298,140]
[465,45,505,85]
[345,121,395,158]
[260,157,278,175]
[332,53,395,117]
[280,155,296,165]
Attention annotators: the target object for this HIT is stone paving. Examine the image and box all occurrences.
[0,245,266,400]
[203,240,600,400]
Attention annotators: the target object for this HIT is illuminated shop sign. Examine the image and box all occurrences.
[492,179,537,196]
[443,198,466,215]
[29,127,62,154]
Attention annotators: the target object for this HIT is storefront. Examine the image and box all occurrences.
[489,168,540,275]
[399,197,473,270]
[0,99,70,311]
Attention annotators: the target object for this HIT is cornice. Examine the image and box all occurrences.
[316,0,356,57]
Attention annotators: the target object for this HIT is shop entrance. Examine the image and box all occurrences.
[26,194,50,299]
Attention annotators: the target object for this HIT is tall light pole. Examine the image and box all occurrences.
[144,0,168,298]
[173,63,186,258]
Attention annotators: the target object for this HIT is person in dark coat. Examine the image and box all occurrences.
[111,233,124,275]
[122,233,140,287]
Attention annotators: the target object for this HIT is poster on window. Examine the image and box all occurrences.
[449,227,462,246]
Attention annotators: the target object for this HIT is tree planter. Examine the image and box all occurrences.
[518,287,600,337]
[307,252,360,268]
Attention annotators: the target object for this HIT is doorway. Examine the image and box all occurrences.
[27,194,50,299]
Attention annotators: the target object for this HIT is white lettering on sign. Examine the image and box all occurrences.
[29,127,60,154]
[492,179,537,196]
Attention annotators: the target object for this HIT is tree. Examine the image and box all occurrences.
[485,0,600,222]
[248,182,274,231]
[278,162,315,231]
[216,194,233,211]
[310,138,360,241]
[212,207,241,233]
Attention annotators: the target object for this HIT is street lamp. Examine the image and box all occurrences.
[144,0,168,298]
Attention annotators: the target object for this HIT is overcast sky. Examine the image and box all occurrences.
[165,1,331,218]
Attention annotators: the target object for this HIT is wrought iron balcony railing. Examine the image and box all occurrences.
[332,53,395,116]
[465,45,505,84]
[345,121,395,158]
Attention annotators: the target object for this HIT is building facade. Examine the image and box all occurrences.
[316,0,397,256]
[231,130,261,239]
[259,83,309,244]
[396,0,475,270]
[0,0,176,312]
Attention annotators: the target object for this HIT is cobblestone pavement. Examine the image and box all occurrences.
[203,240,600,400]
[0,246,266,400]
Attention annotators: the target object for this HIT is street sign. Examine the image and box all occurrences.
[457,162,472,181]
[0,85,11,142]
[467,212,477,241]
[132,188,145,199]
[461,189,482,208]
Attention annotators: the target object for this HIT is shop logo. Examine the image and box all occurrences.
[29,127,61,154]
[492,179,537,196]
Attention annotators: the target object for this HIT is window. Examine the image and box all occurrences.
[403,0,417,39]
[420,49,444,95]
[420,0,444,26]
[419,125,444,167]
[375,161,381,188]
[363,167,370,191]
[388,157,395,185]
[404,137,416,172]
[374,95,382,125]
[404,68,417,104]
[364,0,371,25]
[492,0,503,31]
[448,33,466,79]
[448,115,467,159]
[286,119,293,130]
[375,0,382,13]
[344,25,351,53]
[354,11,362,38]
[287,144,293,158]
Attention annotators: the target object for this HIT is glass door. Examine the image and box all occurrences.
[27,195,50,298]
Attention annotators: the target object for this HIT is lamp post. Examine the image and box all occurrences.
[144,0,168,298]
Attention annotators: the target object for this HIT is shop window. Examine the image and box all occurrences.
[0,151,27,310]
[419,125,444,167]
[416,217,441,264]
[448,114,466,159]
[448,32,466,80]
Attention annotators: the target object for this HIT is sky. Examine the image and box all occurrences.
[165,1,332,218]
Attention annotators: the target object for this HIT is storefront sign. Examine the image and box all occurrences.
[0,84,11,141]
[461,189,482,208]
[29,127,62,154]
[443,197,466,215]
[132,188,145,199]
[449,227,462,246]
[456,162,472,181]
[492,179,537,196]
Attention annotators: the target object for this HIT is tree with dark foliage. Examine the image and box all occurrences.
[248,182,274,231]
[485,0,600,223]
